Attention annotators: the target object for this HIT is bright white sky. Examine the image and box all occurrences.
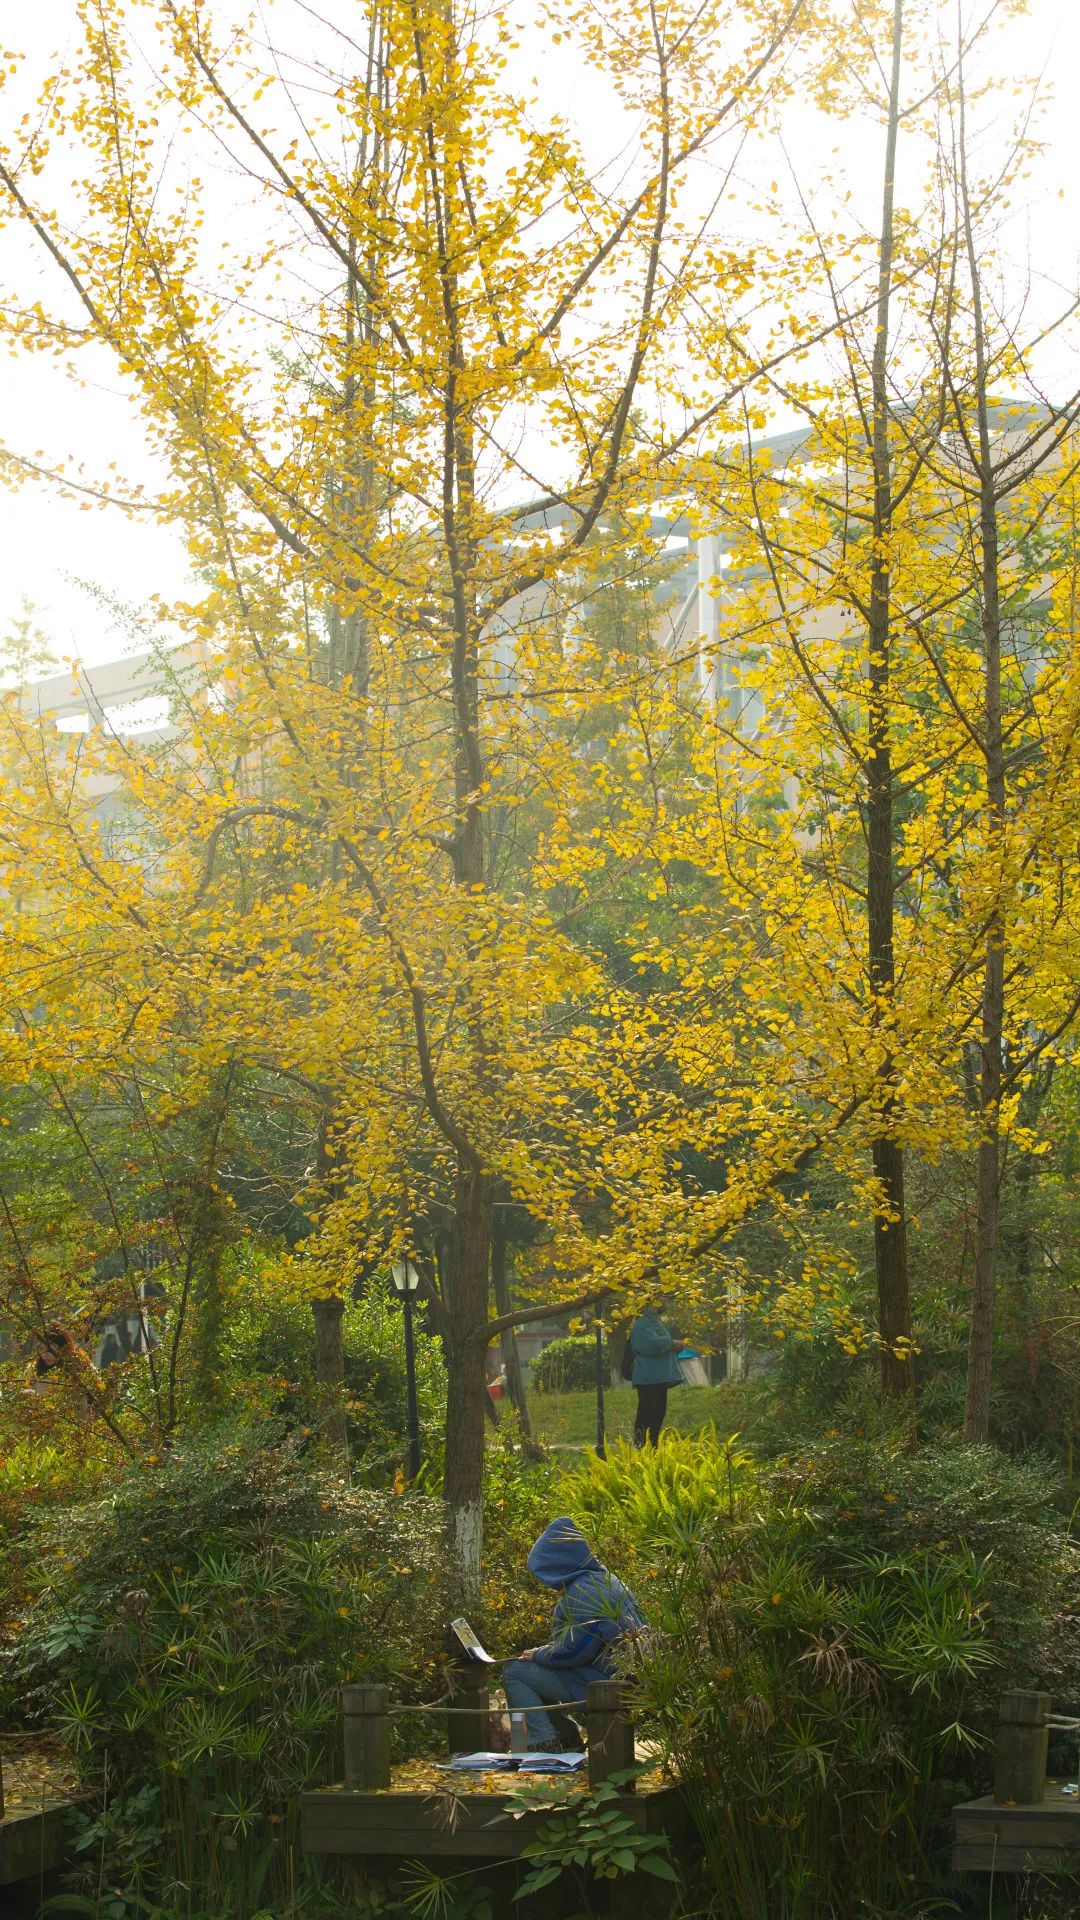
[0,0,1077,670]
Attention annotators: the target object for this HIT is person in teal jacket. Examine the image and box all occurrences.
[628,1306,682,1446]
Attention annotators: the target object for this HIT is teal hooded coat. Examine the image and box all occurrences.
[629,1309,683,1387]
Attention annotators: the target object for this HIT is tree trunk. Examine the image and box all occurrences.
[726,1297,747,1382]
[966,1094,1002,1441]
[870,1139,912,1398]
[420,12,493,1591]
[442,1162,493,1599]
[1003,1068,1053,1322]
[312,1295,348,1455]
[491,1202,534,1442]
[960,104,1006,1444]
[866,0,914,1408]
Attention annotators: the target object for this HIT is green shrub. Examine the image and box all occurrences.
[765,1437,1080,1696]
[561,1431,1080,1920]
[0,1431,121,1665]
[530,1335,608,1395]
[8,1430,448,1919]
[221,1276,446,1473]
[477,1429,559,1654]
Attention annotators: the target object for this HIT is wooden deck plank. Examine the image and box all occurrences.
[951,1784,1080,1872]
[954,1843,1080,1873]
[301,1780,686,1860]
[0,1800,76,1886]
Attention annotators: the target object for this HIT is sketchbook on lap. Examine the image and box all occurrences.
[450,1616,497,1664]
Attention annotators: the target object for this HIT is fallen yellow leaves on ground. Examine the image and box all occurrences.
[1,1739,80,1818]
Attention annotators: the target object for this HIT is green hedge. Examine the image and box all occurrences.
[530,1333,609,1394]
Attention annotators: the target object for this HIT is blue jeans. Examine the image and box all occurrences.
[502,1658,584,1749]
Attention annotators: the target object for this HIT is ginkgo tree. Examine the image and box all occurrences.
[5,0,1074,1585]
[0,0,852,1583]
[678,0,1080,1427]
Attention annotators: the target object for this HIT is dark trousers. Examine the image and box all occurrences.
[634,1383,668,1447]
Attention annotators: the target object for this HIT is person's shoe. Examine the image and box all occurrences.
[548,1711,583,1747]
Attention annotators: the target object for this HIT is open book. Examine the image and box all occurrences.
[440,1751,586,1773]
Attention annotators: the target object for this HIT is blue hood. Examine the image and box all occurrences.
[527,1517,601,1587]
[523,1520,645,1675]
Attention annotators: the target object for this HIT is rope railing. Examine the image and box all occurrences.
[340,1676,633,1794]
[1047,1713,1080,1798]
[387,1704,511,1715]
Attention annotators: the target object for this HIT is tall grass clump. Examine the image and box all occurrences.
[560,1427,754,1548]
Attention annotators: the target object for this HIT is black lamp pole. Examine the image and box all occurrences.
[402,1289,421,1481]
[594,1296,606,1460]
[392,1260,422,1482]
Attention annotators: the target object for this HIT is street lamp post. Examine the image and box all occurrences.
[391,1259,422,1482]
[594,1297,606,1460]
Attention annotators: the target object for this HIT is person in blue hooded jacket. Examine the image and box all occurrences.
[501,1517,644,1749]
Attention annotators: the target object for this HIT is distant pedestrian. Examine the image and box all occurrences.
[627,1306,682,1446]
[485,1362,508,1425]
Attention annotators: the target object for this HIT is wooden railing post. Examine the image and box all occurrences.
[993,1690,1051,1805]
[448,1665,491,1756]
[342,1683,391,1790]
[585,1680,635,1791]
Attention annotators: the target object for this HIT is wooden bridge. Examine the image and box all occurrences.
[18,1673,1072,1896]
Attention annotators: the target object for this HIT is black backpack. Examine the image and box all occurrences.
[620,1334,635,1382]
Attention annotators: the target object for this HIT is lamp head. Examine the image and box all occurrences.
[391,1258,420,1295]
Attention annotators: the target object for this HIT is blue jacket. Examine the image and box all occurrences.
[526,1518,644,1696]
[630,1309,682,1387]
